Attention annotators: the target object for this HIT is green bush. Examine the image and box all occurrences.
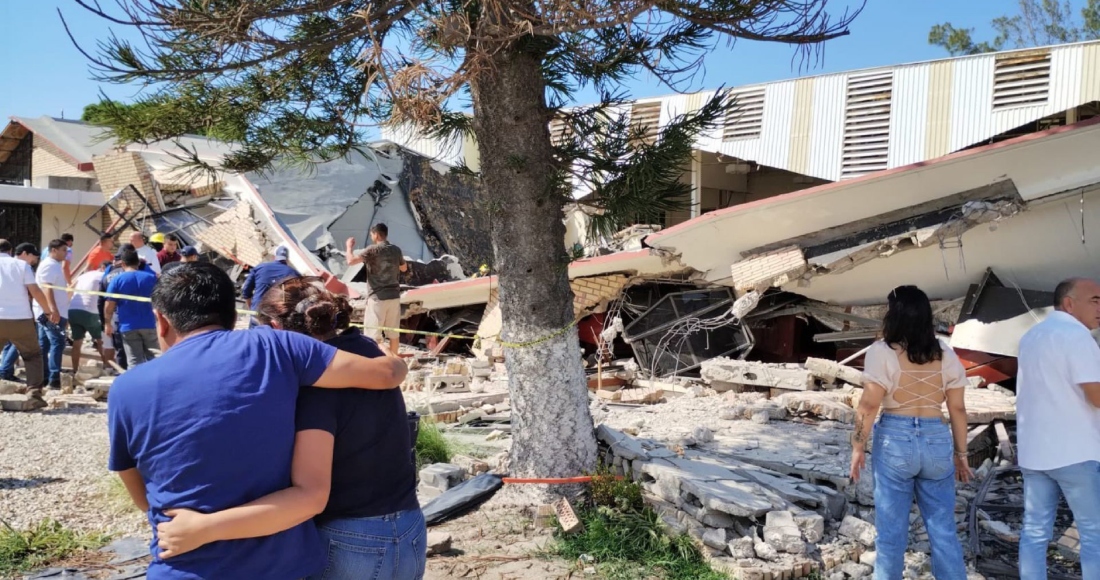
[0,519,109,575]
[415,419,452,470]
[554,476,725,580]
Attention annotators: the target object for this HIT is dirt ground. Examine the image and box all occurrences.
[424,499,579,580]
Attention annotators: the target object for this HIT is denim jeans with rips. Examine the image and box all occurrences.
[872,414,967,580]
[37,317,68,385]
[308,508,427,580]
[1020,460,1100,580]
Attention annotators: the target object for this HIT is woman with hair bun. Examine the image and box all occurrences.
[155,277,424,579]
[850,285,972,580]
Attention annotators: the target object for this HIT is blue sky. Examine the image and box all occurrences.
[0,0,1033,125]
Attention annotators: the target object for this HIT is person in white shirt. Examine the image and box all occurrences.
[1016,277,1100,580]
[130,231,162,275]
[34,240,72,388]
[0,240,56,405]
[69,264,109,372]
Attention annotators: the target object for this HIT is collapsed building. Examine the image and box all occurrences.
[2,40,1099,578]
[0,116,489,302]
[386,41,1100,578]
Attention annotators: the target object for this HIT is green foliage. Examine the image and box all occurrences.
[553,475,723,580]
[0,519,109,575]
[554,503,724,580]
[81,95,247,142]
[554,91,732,241]
[589,470,644,512]
[930,0,1100,55]
[415,419,453,470]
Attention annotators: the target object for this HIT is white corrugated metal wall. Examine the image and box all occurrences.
[379,41,1100,191]
[887,64,930,168]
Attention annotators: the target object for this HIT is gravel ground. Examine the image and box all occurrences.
[0,399,148,537]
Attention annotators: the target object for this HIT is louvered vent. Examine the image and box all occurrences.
[841,71,893,179]
[723,88,766,141]
[630,101,662,145]
[548,114,572,147]
[993,50,1052,110]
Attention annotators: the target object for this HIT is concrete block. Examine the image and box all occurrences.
[701,359,815,391]
[426,374,470,394]
[764,511,805,554]
[419,463,466,491]
[0,394,46,412]
[839,516,876,547]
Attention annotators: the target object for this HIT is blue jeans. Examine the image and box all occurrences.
[1020,461,1100,580]
[308,509,427,580]
[37,317,68,385]
[872,415,966,580]
[0,342,18,379]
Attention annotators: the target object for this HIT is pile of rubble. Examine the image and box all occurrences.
[0,354,116,412]
[586,360,1019,579]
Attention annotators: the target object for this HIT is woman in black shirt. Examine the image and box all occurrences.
[155,277,424,580]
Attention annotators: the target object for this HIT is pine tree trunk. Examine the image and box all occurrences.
[470,48,598,486]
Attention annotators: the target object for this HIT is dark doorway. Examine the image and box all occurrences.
[0,203,42,249]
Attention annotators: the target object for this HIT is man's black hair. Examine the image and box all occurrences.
[120,247,141,268]
[1054,278,1081,310]
[165,234,181,244]
[100,233,114,242]
[370,223,388,238]
[0,240,11,254]
[47,239,67,252]
[15,243,38,257]
[152,262,237,333]
[61,233,74,243]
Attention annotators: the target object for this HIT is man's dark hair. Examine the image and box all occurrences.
[100,233,114,242]
[15,243,38,257]
[0,240,11,254]
[165,234,181,244]
[370,223,388,238]
[47,239,67,252]
[120,247,141,268]
[152,262,237,333]
[883,285,943,365]
[1054,278,1080,310]
[61,233,74,243]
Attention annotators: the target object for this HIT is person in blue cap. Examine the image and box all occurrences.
[241,246,299,328]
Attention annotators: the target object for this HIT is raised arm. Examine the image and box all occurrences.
[344,238,365,266]
[156,430,335,558]
[312,350,407,390]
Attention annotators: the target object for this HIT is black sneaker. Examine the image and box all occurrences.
[48,380,61,390]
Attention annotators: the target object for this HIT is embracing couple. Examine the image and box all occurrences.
[108,262,425,579]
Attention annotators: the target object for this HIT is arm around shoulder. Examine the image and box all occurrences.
[312,350,408,390]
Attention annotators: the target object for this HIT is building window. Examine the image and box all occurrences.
[722,88,766,141]
[993,49,1052,110]
[841,71,893,180]
[0,133,33,186]
[0,203,42,249]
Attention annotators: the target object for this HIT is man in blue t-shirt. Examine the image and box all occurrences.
[104,247,159,367]
[107,262,408,580]
[241,246,298,328]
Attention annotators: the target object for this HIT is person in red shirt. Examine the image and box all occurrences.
[87,234,116,270]
[156,234,182,267]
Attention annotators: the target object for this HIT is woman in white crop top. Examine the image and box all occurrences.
[849,286,972,580]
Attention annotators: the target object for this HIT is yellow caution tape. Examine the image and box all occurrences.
[41,284,581,349]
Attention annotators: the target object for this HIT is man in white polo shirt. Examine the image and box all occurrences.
[1017,277,1100,580]
[34,240,72,388]
[0,239,57,406]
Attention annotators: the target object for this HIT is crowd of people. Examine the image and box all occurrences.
[0,223,422,579]
[0,231,205,403]
[14,221,1097,580]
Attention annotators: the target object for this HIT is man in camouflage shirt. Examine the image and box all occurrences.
[346,223,407,353]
